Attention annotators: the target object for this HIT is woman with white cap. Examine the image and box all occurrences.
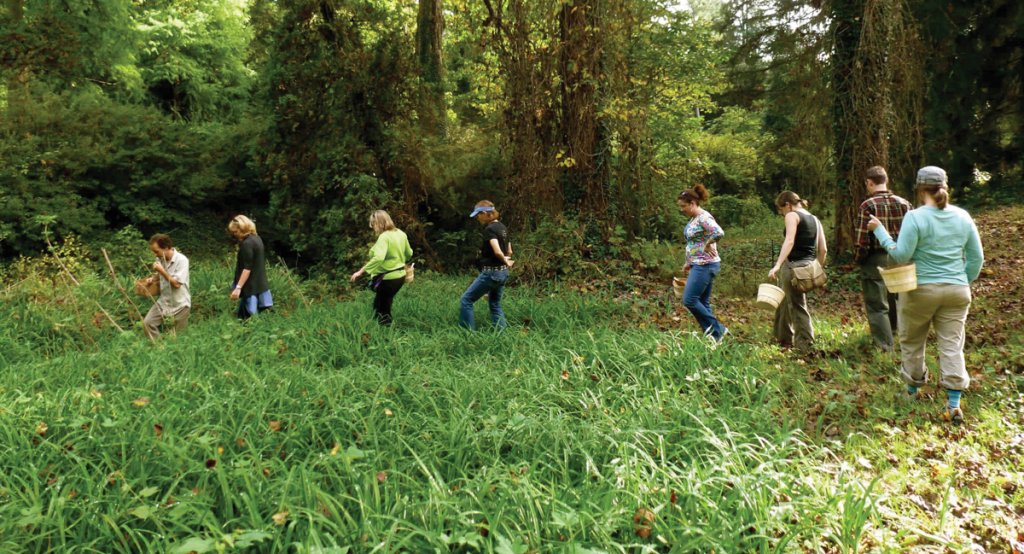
[868,166,984,425]
[459,200,513,330]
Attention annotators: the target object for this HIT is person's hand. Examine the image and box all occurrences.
[505,259,515,269]
[682,264,691,274]
[230,286,241,300]
[866,215,881,231]
[152,262,163,273]
[768,265,780,280]
[349,271,361,283]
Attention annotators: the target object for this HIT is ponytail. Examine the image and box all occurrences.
[918,183,950,209]
[775,190,808,210]
[678,183,710,205]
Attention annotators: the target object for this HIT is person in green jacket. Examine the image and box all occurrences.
[350,210,413,326]
[868,166,984,425]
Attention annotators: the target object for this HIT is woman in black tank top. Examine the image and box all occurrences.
[768,191,828,351]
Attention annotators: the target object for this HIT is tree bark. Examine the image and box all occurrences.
[559,0,608,222]
[415,0,445,136]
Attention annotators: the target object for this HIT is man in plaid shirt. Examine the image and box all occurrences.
[855,166,912,351]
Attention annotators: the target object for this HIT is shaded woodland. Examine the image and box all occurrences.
[2,0,1021,271]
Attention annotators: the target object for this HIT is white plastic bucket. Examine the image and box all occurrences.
[878,263,917,293]
[756,283,785,310]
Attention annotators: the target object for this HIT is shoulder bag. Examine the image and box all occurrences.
[789,217,827,292]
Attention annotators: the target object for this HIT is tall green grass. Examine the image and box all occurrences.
[1,269,878,552]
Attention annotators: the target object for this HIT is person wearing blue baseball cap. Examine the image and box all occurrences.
[868,166,984,425]
[459,200,513,330]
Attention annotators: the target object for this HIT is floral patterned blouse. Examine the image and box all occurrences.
[684,211,725,266]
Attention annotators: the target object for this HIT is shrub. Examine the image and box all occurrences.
[705,194,773,229]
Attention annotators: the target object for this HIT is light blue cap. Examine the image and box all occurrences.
[469,206,495,218]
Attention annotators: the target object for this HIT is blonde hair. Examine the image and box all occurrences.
[228,215,257,237]
[369,210,396,234]
[475,200,500,222]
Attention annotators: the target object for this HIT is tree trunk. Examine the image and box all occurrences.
[415,0,445,136]
[831,0,922,255]
[559,0,608,223]
[5,0,28,114]
[483,0,562,226]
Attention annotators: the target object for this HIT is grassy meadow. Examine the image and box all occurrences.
[1,208,1022,553]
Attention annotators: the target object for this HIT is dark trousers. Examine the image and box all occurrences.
[860,251,898,351]
[373,277,405,326]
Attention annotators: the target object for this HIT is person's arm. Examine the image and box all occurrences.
[152,260,181,289]
[701,214,724,257]
[815,217,827,266]
[231,239,254,299]
[768,212,799,280]
[232,269,251,299]
[489,238,514,268]
[871,212,917,264]
[352,235,387,282]
[964,219,984,282]
[853,204,872,264]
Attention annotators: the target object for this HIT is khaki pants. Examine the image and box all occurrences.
[861,251,898,351]
[143,304,190,340]
[773,263,814,350]
[898,284,971,390]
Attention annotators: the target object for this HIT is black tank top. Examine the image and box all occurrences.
[785,211,818,262]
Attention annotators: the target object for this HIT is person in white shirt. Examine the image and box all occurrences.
[143,234,190,340]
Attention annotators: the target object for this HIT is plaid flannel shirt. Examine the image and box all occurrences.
[854,191,912,264]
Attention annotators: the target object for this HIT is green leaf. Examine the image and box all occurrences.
[494,533,529,554]
[172,537,215,554]
[128,505,155,520]
[235,530,273,548]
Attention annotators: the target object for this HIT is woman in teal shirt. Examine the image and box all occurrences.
[350,210,413,326]
[868,166,984,425]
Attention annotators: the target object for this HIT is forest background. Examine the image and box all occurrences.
[1,0,1022,275]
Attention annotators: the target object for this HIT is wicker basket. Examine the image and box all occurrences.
[134,275,159,297]
[756,283,785,310]
[671,276,685,299]
[878,263,917,293]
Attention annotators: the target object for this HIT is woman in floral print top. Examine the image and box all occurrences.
[677,184,727,342]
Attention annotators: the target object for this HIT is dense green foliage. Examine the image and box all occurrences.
[2,0,1022,262]
[2,211,1022,550]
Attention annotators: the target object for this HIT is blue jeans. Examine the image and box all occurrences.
[682,262,724,339]
[459,268,509,330]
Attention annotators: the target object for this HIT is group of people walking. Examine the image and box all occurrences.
[678,165,983,424]
[144,169,984,424]
[143,201,513,338]
[143,215,273,339]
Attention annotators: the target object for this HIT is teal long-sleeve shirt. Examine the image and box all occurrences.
[872,204,983,285]
[363,229,413,280]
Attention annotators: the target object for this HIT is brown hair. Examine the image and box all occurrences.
[678,184,710,205]
[917,183,950,209]
[369,210,397,234]
[865,166,887,186]
[149,233,173,249]
[775,190,809,209]
[475,200,500,221]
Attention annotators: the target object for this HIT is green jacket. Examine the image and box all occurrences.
[364,229,413,280]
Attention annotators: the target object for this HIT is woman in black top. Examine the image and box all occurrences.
[459,200,514,330]
[767,191,827,351]
[228,215,273,319]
